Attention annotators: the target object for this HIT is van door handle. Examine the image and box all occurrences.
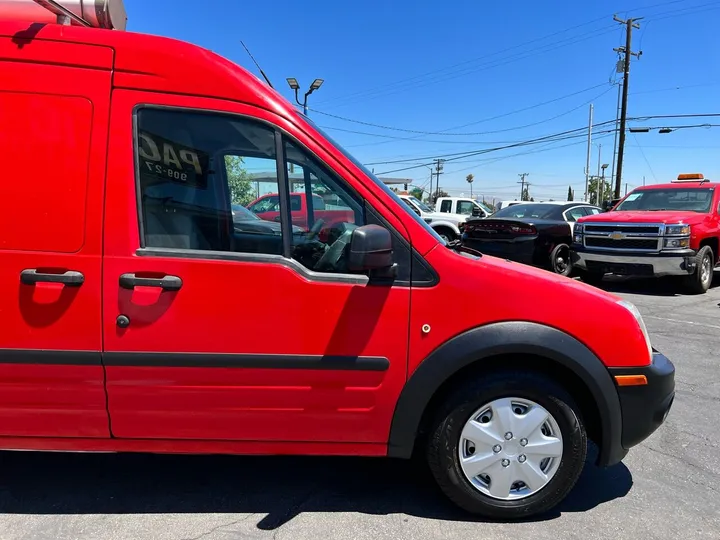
[119,273,183,291]
[21,269,85,286]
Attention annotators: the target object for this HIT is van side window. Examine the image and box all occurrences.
[283,139,366,274]
[440,200,452,213]
[136,108,282,255]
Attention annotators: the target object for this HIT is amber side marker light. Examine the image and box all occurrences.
[614,375,648,386]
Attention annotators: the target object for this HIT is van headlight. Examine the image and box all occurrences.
[617,300,653,362]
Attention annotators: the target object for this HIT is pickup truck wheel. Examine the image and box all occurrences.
[426,371,586,519]
[684,245,714,294]
[550,244,572,276]
[434,227,456,242]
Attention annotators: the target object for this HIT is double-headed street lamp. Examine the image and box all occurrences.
[286,78,324,115]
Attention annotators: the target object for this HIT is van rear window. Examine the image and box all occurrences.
[0,93,91,253]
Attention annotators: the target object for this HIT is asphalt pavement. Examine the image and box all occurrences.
[1,275,719,540]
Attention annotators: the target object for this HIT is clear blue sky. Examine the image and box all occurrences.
[125,0,720,203]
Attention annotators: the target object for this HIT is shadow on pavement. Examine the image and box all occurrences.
[583,272,720,297]
[0,444,632,528]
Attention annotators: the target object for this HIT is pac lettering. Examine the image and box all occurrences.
[138,133,160,161]
[180,149,202,174]
[163,143,182,169]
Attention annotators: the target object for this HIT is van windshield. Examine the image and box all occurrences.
[301,117,445,244]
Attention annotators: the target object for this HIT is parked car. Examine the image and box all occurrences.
[573,173,720,293]
[435,196,493,218]
[0,1,675,521]
[398,194,466,241]
[462,202,602,275]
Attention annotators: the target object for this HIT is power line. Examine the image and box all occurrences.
[363,114,720,167]
[631,132,658,182]
[312,0,694,109]
[313,18,614,108]
[339,86,616,148]
[371,120,719,175]
[311,82,611,135]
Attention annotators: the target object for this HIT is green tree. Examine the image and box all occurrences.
[409,187,424,200]
[522,186,531,201]
[567,185,574,201]
[588,177,613,205]
[466,173,474,197]
[430,189,449,205]
[225,156,255,205]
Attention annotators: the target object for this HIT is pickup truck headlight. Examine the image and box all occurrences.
[573,223,583,244]
[663,237,690,249]
[617,300,653,363]
[665,224,690,236]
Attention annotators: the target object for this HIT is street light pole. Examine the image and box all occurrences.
[286,78,324,116]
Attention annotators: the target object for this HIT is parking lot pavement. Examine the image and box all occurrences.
[1,278,719,540]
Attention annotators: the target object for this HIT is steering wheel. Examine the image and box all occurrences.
[315,224,358,272]
[305,218,326,241]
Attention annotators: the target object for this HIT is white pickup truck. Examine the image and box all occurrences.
[398,195,466,241]
[435,197,493,218]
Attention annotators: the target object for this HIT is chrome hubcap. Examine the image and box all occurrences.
[458,397,563,500]
[701,255,712,284]
[554,247,570,273]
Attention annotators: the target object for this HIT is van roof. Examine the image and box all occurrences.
[0,20,297,119]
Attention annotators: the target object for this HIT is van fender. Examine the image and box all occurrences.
[387,321,624,467]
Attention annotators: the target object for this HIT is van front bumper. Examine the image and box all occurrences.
[571,246,696,277]
[610,352,675,452]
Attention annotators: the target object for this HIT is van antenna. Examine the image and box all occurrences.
[240,41,274,89]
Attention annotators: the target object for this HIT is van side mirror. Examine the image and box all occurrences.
[347,225,394,273]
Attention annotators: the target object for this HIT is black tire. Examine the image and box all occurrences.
[434,227,457,242]
[549,244,572,276]
[426,371,587,520]
[683,245,714,294]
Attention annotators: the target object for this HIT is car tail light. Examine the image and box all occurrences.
[465,221,537,236]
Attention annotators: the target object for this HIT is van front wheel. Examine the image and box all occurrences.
[426,371,587,519]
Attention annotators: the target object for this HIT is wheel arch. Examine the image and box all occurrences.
[429,220,460,235]
[699,236,719,263]
[387,321,624,467]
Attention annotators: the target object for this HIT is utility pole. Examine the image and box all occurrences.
[613,14,643,199]
[625,183,628,196]
[433,159,445,202]
[610,78,622,190]
[584,104,593,201]
[518,173,530,200]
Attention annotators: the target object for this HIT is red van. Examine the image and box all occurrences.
[0,1,674,519]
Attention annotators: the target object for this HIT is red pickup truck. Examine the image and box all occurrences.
[0,0,674,520]
[573,174,719,293]
[247,192,354,233]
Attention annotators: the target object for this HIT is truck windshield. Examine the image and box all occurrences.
[615,187,714,213]
[476,201,494,215]
[301,117,445,244]
[408,196,434,213]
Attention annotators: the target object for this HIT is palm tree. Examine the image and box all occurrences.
[466,174,474,197]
